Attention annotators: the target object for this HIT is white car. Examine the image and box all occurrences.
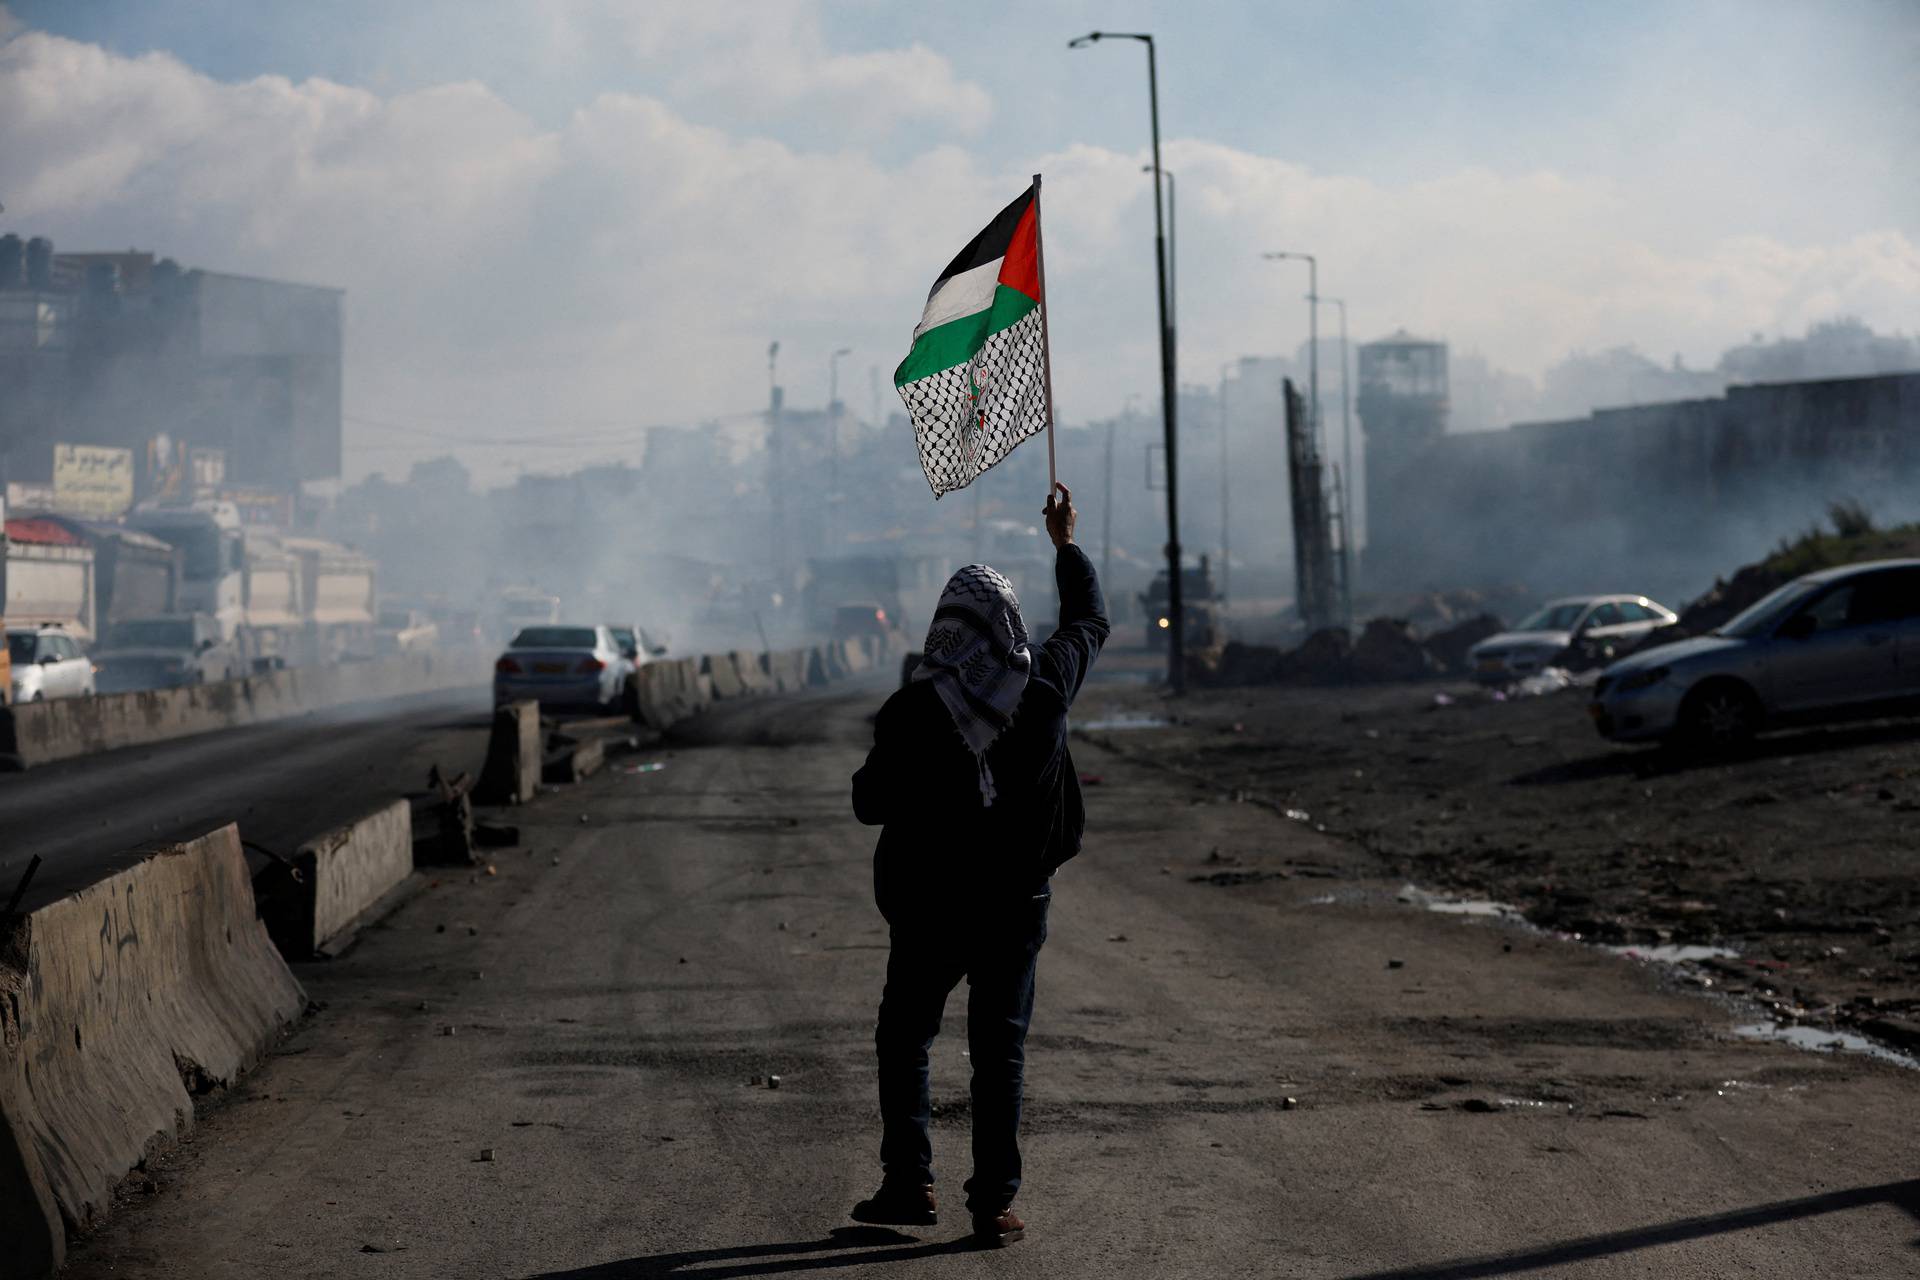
[375,607,441,655]
[7,626,97,702]
[1468,595,1678,683]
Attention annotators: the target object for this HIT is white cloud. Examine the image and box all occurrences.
[543,1,991,137]
[0,20,1914,485]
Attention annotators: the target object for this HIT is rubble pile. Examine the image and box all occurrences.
[1190,612,1499,689]
[1422,613,1505,673]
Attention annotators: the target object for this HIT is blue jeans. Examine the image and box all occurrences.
[874,890,1050,1215]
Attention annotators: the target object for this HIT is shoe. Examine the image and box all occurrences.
[972,1208,1025,1247]
[850,1183,937,1226]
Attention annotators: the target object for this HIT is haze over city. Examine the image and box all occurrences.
[3,0,1914,481]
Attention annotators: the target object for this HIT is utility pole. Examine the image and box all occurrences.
[1072,30,1183,691]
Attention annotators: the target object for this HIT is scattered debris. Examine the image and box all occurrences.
[477,1148,496,1162]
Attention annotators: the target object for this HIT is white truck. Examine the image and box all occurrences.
[127,500,245,644]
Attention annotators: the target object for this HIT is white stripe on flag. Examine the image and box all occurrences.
[912,258,1002,340]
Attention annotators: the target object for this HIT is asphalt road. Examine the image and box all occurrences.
[0,686,493,911]
[61,679,1920,1277]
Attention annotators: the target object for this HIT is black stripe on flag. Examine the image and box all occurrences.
[926,182,1036,296]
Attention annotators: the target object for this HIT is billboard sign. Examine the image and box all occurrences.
[52,443,135,517]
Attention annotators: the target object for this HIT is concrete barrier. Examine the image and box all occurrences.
[258,800,413,959]
[543,732,607,784]
[731,651,771,696]
[806,647,832,687]
[477,700,541,805]
[0,651,487,771]
[840,639,872,673]
[704,653,746,701]
[0,825,305,1275]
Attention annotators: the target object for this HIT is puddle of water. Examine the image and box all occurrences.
[1396,884,1523,919]
[1082,712,1172,731]
[1732,1022,1919,1071]
[1604,943,1737,964]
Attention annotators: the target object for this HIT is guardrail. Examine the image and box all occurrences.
[0,651,487,770]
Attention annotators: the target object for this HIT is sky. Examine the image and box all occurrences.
[3,0,1917,481]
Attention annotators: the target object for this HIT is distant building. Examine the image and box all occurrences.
[1359,363,1920,600]
[0,232,342,498]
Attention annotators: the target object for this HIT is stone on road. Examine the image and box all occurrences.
[61,683,1919,1278]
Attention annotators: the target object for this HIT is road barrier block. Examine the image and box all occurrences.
[806,647,832,687]
[0,825,305,1276]
[771,649,807,693]
[705,653,746,701]
[259,801,414,959]
[840,639,871,673]
[477,700,541,805]
[731,651,770,695]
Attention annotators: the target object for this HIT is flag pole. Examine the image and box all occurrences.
[1031,173,1060,495]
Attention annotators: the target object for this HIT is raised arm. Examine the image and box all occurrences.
[1037,484,1110,706]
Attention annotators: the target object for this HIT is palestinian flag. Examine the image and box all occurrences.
[894,180,1051,497]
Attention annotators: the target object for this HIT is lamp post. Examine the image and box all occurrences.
[1074,29,1183,691]
[828,346,851,551]
[1139,164,1175,331]
[1262,251,1318,449]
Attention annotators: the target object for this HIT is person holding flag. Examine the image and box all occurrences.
[850,179,1107,1248]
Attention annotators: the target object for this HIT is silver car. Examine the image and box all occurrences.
[493,624,627,711]
[1468,594,1678,683]
[1591,559,1920,748]
[7,626,97,702]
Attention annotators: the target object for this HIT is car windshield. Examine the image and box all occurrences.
[109,620,195,649]
[511,626,597,649]
[1717,580,1824,639]
[6,633,34,663]
[609,627,637,650]
[1514,602,1589,632]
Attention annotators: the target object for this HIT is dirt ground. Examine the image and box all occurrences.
[1074,668,1920,1056]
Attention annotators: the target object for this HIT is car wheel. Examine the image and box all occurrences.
[1677,680,1761,753]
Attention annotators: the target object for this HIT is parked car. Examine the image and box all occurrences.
[492,624,627,711]
[607,624,668,666]
[1591,559,1920,749]
[1468,594,1677,683]
[7,625,96,702]
[93,614,242,692]
[375,606,440,655]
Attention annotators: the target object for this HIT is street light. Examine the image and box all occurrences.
[1072,29,1184,691]
[1262,251,1318,450]
[1139,164,1175,331]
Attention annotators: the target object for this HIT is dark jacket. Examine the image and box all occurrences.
[853,544,1110,918]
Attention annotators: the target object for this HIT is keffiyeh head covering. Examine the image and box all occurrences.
[912,564,1031,806]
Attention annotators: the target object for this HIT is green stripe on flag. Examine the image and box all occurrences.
[893,285,1038,386]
